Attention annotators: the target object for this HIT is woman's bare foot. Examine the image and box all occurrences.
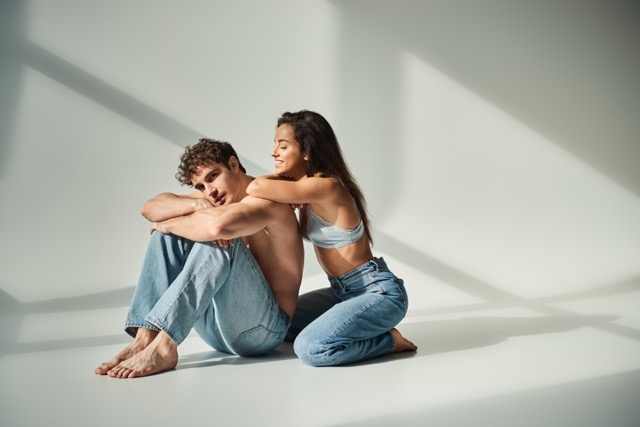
[107,332,178,379]
[390,328,417,353]
[94,328,158,375]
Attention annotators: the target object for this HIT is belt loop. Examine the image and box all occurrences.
[330,276,342,290]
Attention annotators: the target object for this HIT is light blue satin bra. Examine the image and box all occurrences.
[302,205,364,249]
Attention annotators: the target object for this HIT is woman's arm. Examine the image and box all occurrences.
[247,175,339,205]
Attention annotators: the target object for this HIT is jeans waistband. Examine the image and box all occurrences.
[328,257,388,285]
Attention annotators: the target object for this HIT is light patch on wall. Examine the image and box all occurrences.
[383,51,640,299]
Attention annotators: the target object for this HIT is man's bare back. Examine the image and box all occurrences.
[241,197,303,319]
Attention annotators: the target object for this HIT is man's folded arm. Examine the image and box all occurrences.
[151,196,279,242]
[141,191,213,222]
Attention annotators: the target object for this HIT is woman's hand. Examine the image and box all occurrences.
[212,238,232,247]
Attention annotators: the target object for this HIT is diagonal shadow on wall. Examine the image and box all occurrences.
[0,0,26,178]
[331,0,640,195]
[4,38,268,176]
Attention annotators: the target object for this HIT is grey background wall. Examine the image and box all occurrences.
[1,0,639,310]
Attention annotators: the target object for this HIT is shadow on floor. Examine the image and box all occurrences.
[0,287,135,357]
[401,314,619,357]
[332,369,640,427]
[176,343,297,371]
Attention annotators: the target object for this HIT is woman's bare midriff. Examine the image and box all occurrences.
[314,239,374,277]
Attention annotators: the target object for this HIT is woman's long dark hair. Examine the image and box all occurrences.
[277,110,372,245]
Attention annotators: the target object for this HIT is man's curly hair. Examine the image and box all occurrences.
[175,138,247,186]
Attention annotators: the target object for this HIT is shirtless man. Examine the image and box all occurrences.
[95,138,304,379]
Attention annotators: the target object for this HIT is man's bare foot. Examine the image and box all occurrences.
[94,328,158,375]
[107,332,178,379]
[390,328,417,353]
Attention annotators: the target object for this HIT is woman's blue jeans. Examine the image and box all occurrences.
[124,232,290,356]
[292,257,408,366]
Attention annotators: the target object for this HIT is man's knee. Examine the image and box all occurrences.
[150,231,177,245]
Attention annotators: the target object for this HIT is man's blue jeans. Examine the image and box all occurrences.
[291,257,408,366]
[124,232,290,356]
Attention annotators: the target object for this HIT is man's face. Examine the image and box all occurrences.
[191,160,242,206]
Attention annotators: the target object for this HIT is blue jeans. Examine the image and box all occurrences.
[125,232,290,356]
[292,257,408,366]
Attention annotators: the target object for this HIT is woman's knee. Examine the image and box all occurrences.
[293,335,333,367]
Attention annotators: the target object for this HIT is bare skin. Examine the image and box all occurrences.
[390,328,418,353]
[95,328,158,375]
[106,331,178,379]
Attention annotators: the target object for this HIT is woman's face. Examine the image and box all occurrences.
[272,124,307,179]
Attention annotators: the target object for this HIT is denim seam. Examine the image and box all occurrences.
[125,322,160,330]
[232,325,282,347]
[124,322,160,338]
[387,330,396,354]
[145,316,181,345]
[388,279,409,313]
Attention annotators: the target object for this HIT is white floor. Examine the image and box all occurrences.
[2,251,639,427]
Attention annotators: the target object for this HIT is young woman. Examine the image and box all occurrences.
[246,110,416,366]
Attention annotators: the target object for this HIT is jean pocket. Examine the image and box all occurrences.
[231,325,284,356]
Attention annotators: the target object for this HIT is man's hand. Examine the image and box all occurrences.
[141,192,215,223]
[150,221,170,235]
[152,219,232,247]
